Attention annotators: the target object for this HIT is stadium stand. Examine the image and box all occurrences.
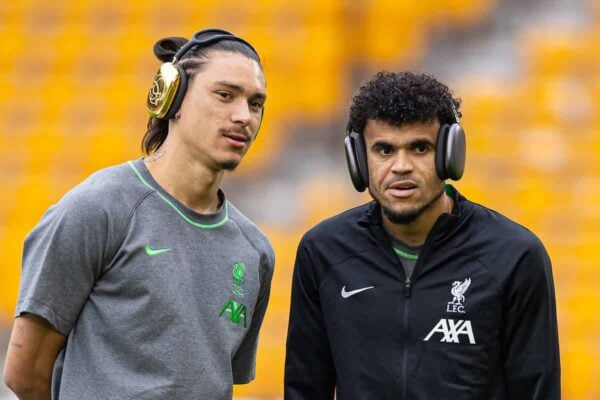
[1,0,599,398]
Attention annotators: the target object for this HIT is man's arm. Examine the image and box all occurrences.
[284,242,336,400]
[502,239,561,399]
[3,314,67,400]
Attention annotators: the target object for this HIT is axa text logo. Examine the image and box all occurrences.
[219,299,247,328]
[423,318,476,344]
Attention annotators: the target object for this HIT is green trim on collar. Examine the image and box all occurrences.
[128,161,228,229]
[393,247,419,261]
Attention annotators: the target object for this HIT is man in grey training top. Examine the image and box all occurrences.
[3,28,274,400]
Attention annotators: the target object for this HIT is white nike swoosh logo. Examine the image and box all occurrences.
[341,285,374,298]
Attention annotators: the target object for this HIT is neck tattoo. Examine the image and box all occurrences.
[145,150,166,164]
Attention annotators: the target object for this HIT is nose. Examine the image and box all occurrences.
[390,151,414,174]
[231,99,251,127]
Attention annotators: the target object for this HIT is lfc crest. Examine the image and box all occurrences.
[446,278,471,314]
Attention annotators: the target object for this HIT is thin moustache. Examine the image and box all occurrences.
[220,127,250,142]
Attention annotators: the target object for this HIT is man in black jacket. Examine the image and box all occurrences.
[284,71,560,399]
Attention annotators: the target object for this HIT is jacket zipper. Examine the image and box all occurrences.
[401,252,426,399]
[386,239,414,399]
[401,245,431,400]
[401,272,411,400]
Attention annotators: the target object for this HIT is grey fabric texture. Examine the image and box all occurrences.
[16,158,275,400]
[389,236,422,278]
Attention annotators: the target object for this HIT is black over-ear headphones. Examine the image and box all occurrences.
[344,106,466,192]
[146,28,260,120]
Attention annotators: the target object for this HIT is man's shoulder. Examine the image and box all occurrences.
[227,202,266,235]
[460,197,553,290]
[459,197,548,274]
[465,198,542,247]
[56,160,152,216]
[227,202,273,257]
[83,159,148,193]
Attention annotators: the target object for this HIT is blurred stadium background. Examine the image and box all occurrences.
[1,0,599,398]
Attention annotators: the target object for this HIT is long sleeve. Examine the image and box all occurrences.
[284,242,336,400]
[502,237,561,399]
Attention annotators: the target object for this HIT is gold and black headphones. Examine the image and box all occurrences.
[344,105,466,192]
[146,28,259,120]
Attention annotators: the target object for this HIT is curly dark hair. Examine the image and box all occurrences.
[348,71,461,134]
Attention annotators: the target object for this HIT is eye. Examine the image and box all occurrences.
[374,143,393,156]
[415,143,428,154]
[412,141,431,154]
[216,91,232,100]
[250,100,264,111]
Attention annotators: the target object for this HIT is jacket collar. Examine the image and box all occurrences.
[358,184,470,246]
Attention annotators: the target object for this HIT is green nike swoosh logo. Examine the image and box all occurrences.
[145,245,171,256]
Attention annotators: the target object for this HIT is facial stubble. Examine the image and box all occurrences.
[378,185,445,225]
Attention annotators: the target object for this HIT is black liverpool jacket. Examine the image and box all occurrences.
[284,188,560,399]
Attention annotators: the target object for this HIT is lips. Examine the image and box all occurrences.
[222,131,249,149]
[387,181,418,198]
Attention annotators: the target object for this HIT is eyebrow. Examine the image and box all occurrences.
[409,138,435,147]
[371,138,435,149]
[371,140,393,149]
[214,80,267,101]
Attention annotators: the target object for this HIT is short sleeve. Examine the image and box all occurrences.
[16,190,111,335]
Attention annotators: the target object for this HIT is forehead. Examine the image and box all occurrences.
[195,50,265,91]
[363,119,440,143]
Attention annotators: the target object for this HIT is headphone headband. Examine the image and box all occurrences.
[173,28,260,63]
[451,103,460,124]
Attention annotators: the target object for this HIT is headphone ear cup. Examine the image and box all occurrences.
[164,63,188,120]
[436,123,466,181]
[436,124,450,180]
[444,124,466,180]
[344,131,369,192]
[146,62,182,119]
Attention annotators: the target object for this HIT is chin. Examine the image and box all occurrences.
[219,162,237,171]
[379,188,445,225]
[382,204,423,224]
[219,158,241,171]
[221,148,249,169]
